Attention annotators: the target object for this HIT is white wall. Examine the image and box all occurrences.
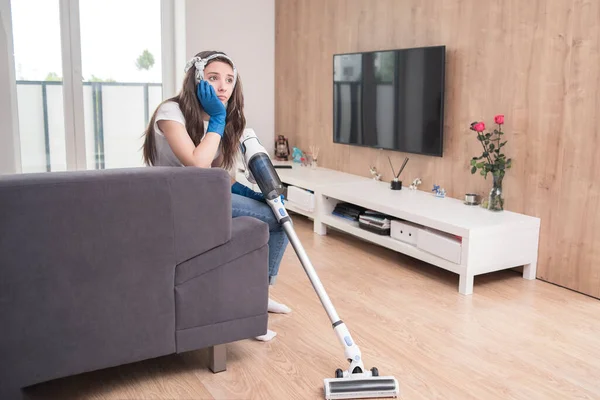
[185,0,275,154]
[0,0,21,174]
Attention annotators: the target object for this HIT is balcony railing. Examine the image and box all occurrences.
[16,80,163,172]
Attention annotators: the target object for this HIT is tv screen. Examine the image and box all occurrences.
[333,46,445,157]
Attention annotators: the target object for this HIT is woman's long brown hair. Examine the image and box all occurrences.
[142,50,246,171]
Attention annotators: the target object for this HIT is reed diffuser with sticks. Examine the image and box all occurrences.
[309,145,320,169]
[388,156,409,190]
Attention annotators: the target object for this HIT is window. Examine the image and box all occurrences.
[11,0,66,172]
[7,0,175,173]
[79,0,162,169]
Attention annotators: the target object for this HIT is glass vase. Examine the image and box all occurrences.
[488,174,504,211]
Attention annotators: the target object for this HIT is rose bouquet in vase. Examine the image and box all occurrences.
[469,114,512,211]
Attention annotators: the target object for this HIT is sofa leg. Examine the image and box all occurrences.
[209,344,226,373]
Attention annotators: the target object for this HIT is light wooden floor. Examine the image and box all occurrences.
[24,216,600,400]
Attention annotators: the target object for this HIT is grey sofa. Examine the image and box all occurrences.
[0,166,270,399]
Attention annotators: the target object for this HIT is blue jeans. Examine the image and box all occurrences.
[231,193,289,285]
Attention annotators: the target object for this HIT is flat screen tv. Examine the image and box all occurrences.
[333,45,446,157]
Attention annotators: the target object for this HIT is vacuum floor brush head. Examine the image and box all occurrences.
[324,375,399,399]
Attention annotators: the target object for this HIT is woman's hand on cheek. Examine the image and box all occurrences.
[196,81,225,116]
[196,80,226,136]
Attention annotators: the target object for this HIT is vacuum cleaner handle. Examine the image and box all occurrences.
[278,218,340,323]
[279,218,365,368]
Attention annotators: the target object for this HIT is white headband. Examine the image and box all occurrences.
[184,53,238,86]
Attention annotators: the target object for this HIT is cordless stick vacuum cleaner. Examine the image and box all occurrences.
[240,130,400,400]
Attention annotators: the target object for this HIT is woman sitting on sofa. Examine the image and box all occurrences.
[141,50,290,342]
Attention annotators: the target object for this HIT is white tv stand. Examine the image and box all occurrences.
[243,163,541,295]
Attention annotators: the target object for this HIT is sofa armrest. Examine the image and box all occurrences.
[0,166,232,389]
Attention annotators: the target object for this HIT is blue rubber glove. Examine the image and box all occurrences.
[231,182,285,204]
[196,80,226,136]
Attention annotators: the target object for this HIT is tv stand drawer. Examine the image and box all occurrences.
[416,228,462,264]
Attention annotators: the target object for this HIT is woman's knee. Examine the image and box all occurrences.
[233,198,280,230]
[259,205,281,231]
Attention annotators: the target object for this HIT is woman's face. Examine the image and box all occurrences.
[203,60,235,104]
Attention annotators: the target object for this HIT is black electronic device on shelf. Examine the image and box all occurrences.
[358,210,392,236]
[332,202,365,221]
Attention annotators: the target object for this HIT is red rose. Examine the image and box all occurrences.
[494,114,504,124]
[473,122,485,132]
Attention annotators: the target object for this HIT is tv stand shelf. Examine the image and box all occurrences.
[272,163,541,295]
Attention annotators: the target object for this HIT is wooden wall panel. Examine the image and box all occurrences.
[275,0,600,298]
